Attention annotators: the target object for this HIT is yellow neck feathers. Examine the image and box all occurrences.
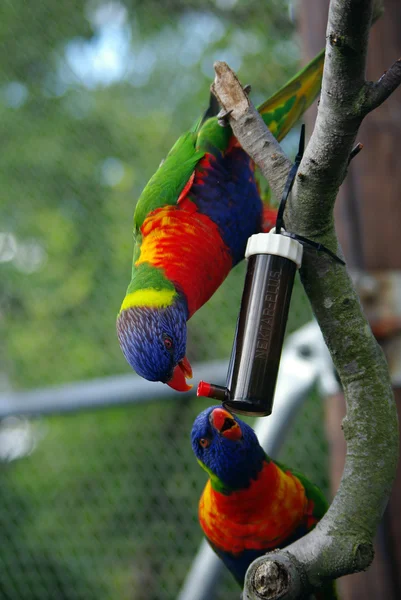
[119,288,177,313]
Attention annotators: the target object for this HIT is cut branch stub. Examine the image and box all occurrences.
[252,561,290,598]
[211,61,250,121]
[243,552,307,600]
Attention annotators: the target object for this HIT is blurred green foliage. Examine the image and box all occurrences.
[1,0,308,389]
[0,1,328,599]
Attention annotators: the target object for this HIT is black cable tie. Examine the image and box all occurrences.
[287,232,346,266]
[274,124,345,266]
[276,124,305,235]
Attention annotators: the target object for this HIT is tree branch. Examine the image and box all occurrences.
[211,63,292,203]
[212,0,400,598]
[365,57,401,111]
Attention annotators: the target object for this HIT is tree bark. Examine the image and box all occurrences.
[299,0,401,597]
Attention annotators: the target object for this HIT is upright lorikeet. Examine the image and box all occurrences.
[191,406,337,599]
[117,51,324,391]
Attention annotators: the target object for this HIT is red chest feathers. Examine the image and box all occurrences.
[199,461,310,555]
[136,202,232,317]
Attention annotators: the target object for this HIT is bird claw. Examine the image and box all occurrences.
[216,85,251,127]
[217,108,233,127]
[348,142,363,165]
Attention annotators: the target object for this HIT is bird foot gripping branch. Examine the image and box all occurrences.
[197,127,344,417]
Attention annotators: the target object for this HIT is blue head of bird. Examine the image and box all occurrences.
[191,405,265,492]
[116,297,193,391]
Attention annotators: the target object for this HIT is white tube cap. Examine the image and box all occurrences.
[245,230,303,268]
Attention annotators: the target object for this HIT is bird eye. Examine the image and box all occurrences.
[199,438,210,449]
[162,334,174,352]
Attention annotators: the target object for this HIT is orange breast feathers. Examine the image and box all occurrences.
[199,461,308,555]
[136,203,233,317]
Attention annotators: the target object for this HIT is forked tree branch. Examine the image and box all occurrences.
[211,65,292,203]
[211,0,401,598]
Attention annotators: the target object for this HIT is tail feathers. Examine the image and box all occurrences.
[315,579,338,600]
[257,49,324,142]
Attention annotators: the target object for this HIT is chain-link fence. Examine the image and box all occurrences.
[0,389,329,600]
[0,1,329,598]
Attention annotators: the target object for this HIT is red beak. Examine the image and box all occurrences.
[167,356,193,392]
[210,407,242,440]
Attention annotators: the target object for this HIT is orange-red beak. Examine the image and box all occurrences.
[167,356,193,392]
[210,407,242,440]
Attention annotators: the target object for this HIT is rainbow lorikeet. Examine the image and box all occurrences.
[191,406,337,599]
[117,51,324,391]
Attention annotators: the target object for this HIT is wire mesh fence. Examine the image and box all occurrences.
[0,392,329,600]
[0,1,329,598]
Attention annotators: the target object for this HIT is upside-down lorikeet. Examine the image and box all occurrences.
[191,406,337,599]
[117,51,324,391]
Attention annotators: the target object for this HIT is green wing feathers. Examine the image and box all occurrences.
[258,49,324,142]
[134,93,223,229]
[133,132,203,229]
